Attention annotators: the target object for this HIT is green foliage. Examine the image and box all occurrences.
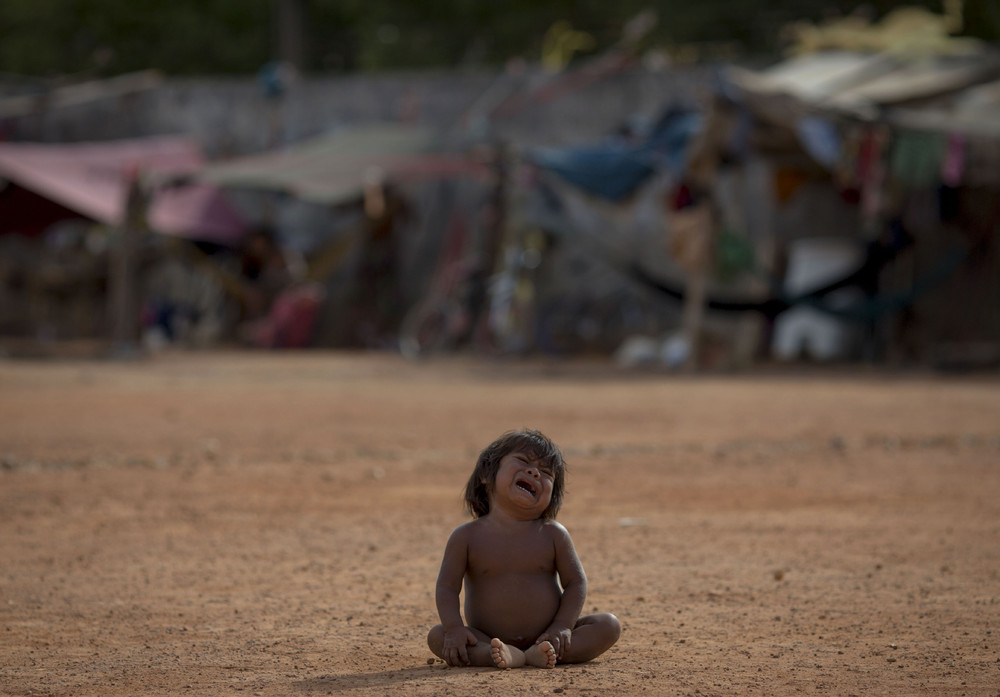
[964,0,1000,40]
[0,0,270,77]
[0,0,995,78]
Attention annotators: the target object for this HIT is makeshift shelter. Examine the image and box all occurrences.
[504,20,1000,369]
[0,136,247,349]
[199,124,485,206]
[525,108,703,202]
[639,36,1000,368]
[0,136,246,244]
[441,108,706,359]
[195,123,497,349]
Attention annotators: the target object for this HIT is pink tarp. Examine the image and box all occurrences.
[0,136,246,244]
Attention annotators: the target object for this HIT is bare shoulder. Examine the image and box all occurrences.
[541,520,573,542]
[447,519,481,543]
[543,520,586,581]
[437,520,481,586]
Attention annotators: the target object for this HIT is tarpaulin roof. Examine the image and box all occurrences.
[0,136,246,244]
[889,76,1000,138]
[703,48,1000,183]
[526,109,703,202]
[199,124,485,205]
[726,49,1000,130]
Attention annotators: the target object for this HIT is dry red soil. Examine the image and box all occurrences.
[2,352,999,696]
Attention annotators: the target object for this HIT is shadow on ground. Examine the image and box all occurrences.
[295,665,496,691]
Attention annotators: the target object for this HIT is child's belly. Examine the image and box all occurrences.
[464,572,562,648]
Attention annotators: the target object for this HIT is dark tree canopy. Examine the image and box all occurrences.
[0,0,996,78]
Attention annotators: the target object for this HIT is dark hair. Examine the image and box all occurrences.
[464,429,566,521]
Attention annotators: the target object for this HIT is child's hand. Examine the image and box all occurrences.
[536,624,573,660]
[441,626,478,666]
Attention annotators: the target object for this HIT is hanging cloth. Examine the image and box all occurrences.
[889,130,946,188]
[963,136,1000,188]
[940,133,966,187]
[858,127,889,224]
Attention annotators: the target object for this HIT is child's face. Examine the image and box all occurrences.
[489,450,555,519]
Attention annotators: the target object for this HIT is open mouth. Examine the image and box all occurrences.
[515,478,537,496]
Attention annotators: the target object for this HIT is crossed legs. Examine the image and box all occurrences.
[427,613,621,669]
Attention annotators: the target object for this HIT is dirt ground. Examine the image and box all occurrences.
[1,352,998,696]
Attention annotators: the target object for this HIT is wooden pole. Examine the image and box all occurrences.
[274,0,306,71]
[680,208,712,373]
[681,264,708,372]
[668,203,714,372]
[108,171,148,358]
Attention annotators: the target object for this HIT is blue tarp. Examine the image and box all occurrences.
[527,109,703,201]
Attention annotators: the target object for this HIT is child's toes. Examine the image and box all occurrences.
[544,643,557,668]
[527,640,557,668]
[490,638,511,669]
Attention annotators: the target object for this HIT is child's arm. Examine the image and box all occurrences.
[536,522,587,660]
[435,524,478,666]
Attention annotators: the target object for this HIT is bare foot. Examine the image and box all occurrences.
[525,641,557,669]
[490,638,524,669]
